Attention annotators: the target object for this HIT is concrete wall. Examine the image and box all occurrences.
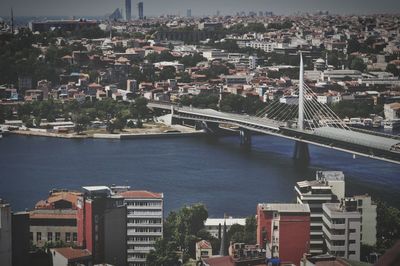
[104,206,127,266]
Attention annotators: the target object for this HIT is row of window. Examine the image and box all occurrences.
[128,228,162,233]
[128,236,160,242]
[126,201,162,207]
[128,218,162,224]
[31,232,77,242]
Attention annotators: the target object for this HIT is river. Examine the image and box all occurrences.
[0,134,399,217]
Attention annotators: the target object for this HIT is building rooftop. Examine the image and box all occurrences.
[197,240,212,249]
[258,203,310,213]
[119,190,163,199]
[205,218,246,226]
[52,247,91,261]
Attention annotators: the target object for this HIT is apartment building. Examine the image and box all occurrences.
[0,199,12,266]
[295,171,345,255]
[322,200,361,261]
[116,189,164,266]
[349,195,377,246]
[77,186,127,266]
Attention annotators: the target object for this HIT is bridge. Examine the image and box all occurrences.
[148,54,400,165]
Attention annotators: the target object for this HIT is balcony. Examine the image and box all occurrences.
[127,231,163,236]
[322,216,345,229]
[127,205,162,210]
[127,223,162,228]
[127,257,147,263]
[127,240,156,245]
[127,212,163,217]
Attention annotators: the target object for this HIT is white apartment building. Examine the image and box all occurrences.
[117,189,164,266]
[349,195,377,246]
[204,217,246,238]
[322,201,361,261]
[295,171,345,255]
[245,41,276,53]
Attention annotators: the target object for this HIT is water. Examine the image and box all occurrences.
[0,134,399,217]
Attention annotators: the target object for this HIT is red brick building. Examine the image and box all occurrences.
[257,203,310,266]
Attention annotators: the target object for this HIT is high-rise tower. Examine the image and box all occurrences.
[138,2,144,20]
[125,0,131,21]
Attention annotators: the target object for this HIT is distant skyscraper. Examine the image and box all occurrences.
[187,8,192,18]
[125,0,131,21]
[138,2,144,20]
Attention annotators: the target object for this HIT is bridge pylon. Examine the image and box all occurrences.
[293,141,310,164]
[239,128,252,148]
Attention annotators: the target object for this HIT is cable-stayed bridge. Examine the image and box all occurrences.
[148,55,400,165]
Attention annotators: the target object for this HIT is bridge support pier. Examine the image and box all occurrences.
[293,141,310,164]
[239,129,252,148]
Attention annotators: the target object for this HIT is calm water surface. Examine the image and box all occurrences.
[0,134,399,216]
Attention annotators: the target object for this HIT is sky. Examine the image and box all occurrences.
[1,0,400,17]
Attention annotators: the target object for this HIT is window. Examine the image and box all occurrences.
[47,232,53,242]
[73,232,77,242]
[55,232,60,241]
[349,239,356,244]
[66,232,71,242]
[36,232,42,241]
[30,232,33,241]
[358,199,363,206]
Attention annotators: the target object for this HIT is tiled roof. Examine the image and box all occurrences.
[53,247,91,260]
[197,240,212,249]
[119,190,163,199]
[30,210,77,220]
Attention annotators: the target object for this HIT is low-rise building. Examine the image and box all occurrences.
[257,203,310,265]
[29,190,82,248]
[196,240,212,261]
[50,247,92,266]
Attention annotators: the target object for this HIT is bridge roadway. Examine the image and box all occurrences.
[148,102,400,165]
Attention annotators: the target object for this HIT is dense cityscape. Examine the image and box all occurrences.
[1,1,400,266]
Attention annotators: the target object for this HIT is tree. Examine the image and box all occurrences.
[386,64,399,77]
[73,114,90,134]
[178,72,192,83]
[347,38,361,54]
[159,66,176,81]
[350,57,366,72]
[150,204,210,262]
[220,94,245,113]
[376,200,400,253]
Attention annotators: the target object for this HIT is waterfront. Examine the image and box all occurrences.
[0,134,400,216]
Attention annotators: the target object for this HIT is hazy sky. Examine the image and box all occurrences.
[1,0,400,17]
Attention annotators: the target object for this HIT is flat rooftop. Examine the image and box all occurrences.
[258,203,310,213]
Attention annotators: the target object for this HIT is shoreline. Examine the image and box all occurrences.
[7,128,207,140]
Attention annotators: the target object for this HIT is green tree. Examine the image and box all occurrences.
[386,64,399,77]
[220,94,245,113]
[376,200,400,252]
[73,114,90,134]
[350,57,366,72]
[150,204,210,262]
[159,66,176,81]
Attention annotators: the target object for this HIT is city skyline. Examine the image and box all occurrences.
[1,0,400,17]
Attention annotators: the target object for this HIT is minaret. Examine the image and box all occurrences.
[298,52,304,130]
[219,216,227,256]
[11,8,14,34]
